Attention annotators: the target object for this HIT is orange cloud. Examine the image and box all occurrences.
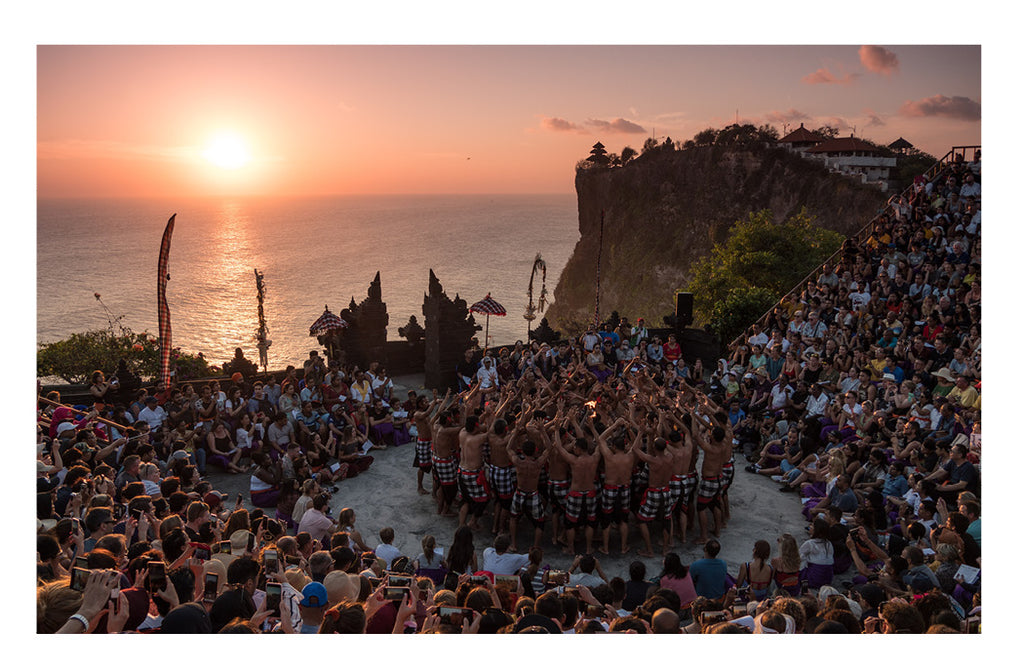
[859,46,899,76]
[802,67,860,85]
[584,118,646,134]
[898,95,981,121]
[764,108,810,124]
[862,109,886,127]
[540,116,584,132]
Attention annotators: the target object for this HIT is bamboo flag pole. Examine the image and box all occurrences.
[37,397,131,434]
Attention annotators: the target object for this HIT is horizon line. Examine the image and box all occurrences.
[37,190,578,201]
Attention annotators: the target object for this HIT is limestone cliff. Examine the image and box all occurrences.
[547,144,889,330]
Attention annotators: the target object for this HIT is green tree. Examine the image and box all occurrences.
[892,148,939,192]
[708,287,778,345]
[692,128,718,147]
[687,208,845,343]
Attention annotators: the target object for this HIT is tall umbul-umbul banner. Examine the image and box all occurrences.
[157,214,176,388]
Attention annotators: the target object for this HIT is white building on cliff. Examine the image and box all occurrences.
[778,124,898,191]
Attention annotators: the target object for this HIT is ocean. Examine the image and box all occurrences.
[37,194,579,371]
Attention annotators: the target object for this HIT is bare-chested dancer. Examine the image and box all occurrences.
[458,412,492,531]
[633,436,677,557]
[487,417,517,535]
[554,430,601,556]
[544,428,571,547]
[594,416,638,555]
[667,410,697,544]
[506,414,550,552]
[431,403,462,517]
[691,402,730,544]
[413,393,441,495]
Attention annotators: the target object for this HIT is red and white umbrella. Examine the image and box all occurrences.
[309,305,349,337]
[469,293,506,345]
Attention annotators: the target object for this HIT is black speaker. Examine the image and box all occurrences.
[675,292,694,327]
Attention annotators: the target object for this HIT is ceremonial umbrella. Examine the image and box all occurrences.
[309,306,349,361]
[469,294,506,346]
[309,305,349,336]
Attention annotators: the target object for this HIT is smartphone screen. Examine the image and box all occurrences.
[147,561,167,592]
[191,544,211,561]
[264,550,279,575]
[74,555,89,570]
[495,574,520,590]
[247,532,256,553]
[384,586,409,602]
[386,574,411,587]
[70,566,91,592]
[265,581,282,616]
[218,541,233,554]
[438,606,468,626]
[203,572,219,603]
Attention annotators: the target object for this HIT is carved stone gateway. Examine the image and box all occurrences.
[337,272,389,369]
[422,269,480,391]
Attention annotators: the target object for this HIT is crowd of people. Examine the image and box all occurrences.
[36,155,981,634]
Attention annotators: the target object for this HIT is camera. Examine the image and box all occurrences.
[438,606,472,626]
[70,566,91,592]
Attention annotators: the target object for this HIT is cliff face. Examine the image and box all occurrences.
[547,144,889,330]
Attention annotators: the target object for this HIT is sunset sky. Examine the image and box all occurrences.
[37,43,981,198]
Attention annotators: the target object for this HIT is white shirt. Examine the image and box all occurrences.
[568,572,606,589]
[805,392,830,417]
[769,384,792,411]
[799,538,834,568]
[374,543,403,570]
[137,405,168,430]
[481,548,530,575]
[476,365,499,389]
[748,332,769,347]
[850,290,872,311]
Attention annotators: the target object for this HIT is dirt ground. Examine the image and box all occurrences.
[207,374,812,582]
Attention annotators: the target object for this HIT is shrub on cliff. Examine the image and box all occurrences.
[688,208,844,343]
[38,328,216,384]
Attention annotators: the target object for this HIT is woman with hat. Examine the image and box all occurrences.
[932,367,956,398]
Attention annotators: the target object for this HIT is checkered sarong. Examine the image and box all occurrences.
[458,466,491,503]
[675,471,698,513]
[697,475,722,505]
[721,458,736,492]
[637,486,671,522]
[510,489,546,522]
[666,475,684,513]
[600,484,631,516]
[564,489,598,524]
[414,439,432,469]
[431,454,457,485]
[547,477,570,512]
[487,463,517,500]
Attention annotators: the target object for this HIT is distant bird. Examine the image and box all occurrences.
[467,157,471,160]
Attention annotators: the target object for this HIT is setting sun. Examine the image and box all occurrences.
[202,132,251,170]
